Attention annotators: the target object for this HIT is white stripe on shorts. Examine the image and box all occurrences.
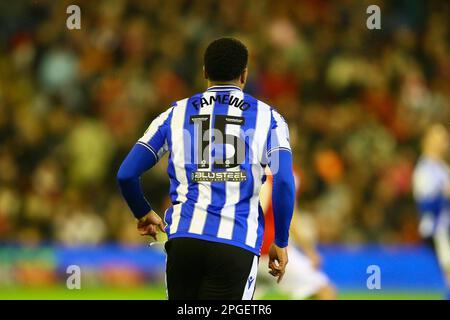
[242,255,259,300]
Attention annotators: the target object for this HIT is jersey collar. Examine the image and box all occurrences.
[206,85,242,92]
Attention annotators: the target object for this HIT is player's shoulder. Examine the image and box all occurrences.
[243,93,286,120]
[170,92,212,110]
[413,157,446,195]
[170,96,192,108]
[253,95,287,120]
[414,158,434,181]
[244,93,272,112]
[415,157,445,176]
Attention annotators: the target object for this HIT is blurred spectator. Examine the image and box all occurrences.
[0,0,448,245]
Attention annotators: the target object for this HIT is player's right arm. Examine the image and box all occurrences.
[266,109,296,283]
[117,107,173,239]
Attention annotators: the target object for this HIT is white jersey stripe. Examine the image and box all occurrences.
[169,99,189,234]
[138,107,172,152]
[217,90,243,240]
[171,98,189,203]
[246,165,263,247]
[255,101,273,164]
[189,92,216,235]
[170,204,182,235]
[267,109,291,156]
[246,101,272,247]
[139,86,293,256]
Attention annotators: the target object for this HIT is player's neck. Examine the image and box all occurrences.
[208,80,243,90]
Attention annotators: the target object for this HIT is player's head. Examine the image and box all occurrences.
[203,37,248,87]
[422,124,449,158]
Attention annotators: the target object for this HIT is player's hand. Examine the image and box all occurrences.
[268,243,288,283]
[137,210,166,240]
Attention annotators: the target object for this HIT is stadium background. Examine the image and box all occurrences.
[0,0,448,299]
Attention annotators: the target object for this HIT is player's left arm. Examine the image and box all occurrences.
[266,109,296,283]
[117,107,173,239]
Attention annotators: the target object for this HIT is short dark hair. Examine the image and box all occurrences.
[204,37,248,82]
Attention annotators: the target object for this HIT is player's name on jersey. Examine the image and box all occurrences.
[192,94,251,111]
[192,171,247,182]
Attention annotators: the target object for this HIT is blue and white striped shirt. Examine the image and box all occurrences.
[135,85,292,255]
[413,157,450,238]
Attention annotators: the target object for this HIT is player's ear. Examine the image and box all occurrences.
[203,66,208,80]
[240,68,248,85]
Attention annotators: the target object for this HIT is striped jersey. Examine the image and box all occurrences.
[137,85,291,255]
[413,156,450,238]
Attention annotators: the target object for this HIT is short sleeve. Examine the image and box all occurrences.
[137,107,173,160]
[266,109,292,159]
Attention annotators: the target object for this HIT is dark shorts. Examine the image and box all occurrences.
[164,237,258,300]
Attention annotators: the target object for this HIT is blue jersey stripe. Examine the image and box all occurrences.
[164,106,177,228]
[160,87,292,255]
[166,103,180,205]
[176,95,202,232]
[202,94,230,237]
[164,206,174,232]
[232,93,257,245]
[255,206,265,250]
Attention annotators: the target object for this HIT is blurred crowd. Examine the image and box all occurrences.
[0,0,448,246]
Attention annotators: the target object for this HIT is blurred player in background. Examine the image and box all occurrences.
[413,124,450,300]
[256,166,337,300]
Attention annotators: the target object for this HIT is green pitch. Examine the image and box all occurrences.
[0,286,443,300]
